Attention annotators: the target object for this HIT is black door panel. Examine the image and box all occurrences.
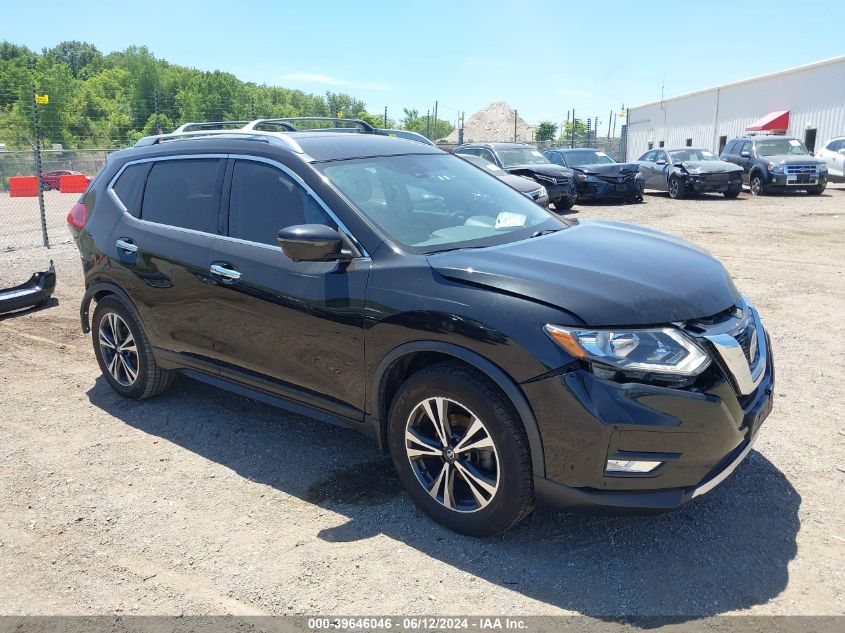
[207,238,370,416]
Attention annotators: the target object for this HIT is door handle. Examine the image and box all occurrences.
[116,238,137,254]
[210,263,242,282]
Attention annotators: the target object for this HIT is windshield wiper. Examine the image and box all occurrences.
[531,228,563,238]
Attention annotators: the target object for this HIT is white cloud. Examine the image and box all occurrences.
[281,72,393,92]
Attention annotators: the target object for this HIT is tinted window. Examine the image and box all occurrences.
[740,141,752,156]
[723,140,737,155]
[112,163,150,218]
[141,159,221,232]
[478,149,498,164]
[228,160,334,246]
[640,151,654,161]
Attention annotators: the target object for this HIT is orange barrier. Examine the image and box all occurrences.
[8,176,40,197]
[59,174,89,193]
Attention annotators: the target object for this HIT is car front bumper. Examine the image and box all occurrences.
[577,176,644,200]
[685,175,743,193]
[765,172,827,188]
[525,329,775,512]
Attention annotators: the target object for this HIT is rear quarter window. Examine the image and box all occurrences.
[141,159,222,232]
[112,163,151,217]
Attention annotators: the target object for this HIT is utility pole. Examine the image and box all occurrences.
[607,109,612,139]
[154,90,161,134]
[426,109,430,138]
[30,81,49,248]
[571,109,576,148]
[433,100,438,139]
[384,106,388,127]
[458,111,465,145]
[513,109,517,142]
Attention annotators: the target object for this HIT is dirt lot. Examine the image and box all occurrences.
[1,185,844,620]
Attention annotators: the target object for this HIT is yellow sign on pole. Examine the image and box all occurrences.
[35,94,49,104]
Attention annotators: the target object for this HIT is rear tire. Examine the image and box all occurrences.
[387,363,534,536]
[91,296,174,400]
[554,197,574,211]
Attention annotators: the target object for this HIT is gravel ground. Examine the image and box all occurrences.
[0,185,843,620]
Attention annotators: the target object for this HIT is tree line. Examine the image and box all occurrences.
[0,40,453,150]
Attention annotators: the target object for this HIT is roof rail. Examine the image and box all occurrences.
[244,117,377,133]
[133,129,305,153]
[172,121,253,133]
[133,116,384,151]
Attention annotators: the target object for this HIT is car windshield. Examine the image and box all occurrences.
[456,153,506,175]
[318,154,560,254]
[755,138,810,156]
[669,149,718,162]
[563,151,615,166]
[495,147,550,167]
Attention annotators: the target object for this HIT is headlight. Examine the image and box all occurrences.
[575,173,588,182]
[538,185,548,197]
[544,324,710,376]
[767,162,784,174]
[819,164,828,173]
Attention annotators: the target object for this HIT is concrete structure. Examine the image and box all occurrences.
[626,56,845,159]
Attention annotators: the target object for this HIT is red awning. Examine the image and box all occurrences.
[746,110,789,132]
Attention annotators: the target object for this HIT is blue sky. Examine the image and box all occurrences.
[3,0,844,131]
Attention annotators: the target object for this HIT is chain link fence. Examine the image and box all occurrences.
[0,149,110,251]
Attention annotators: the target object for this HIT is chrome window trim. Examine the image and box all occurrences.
[107,153,228,218]
[106,153,368,257]
[226,154,368,257]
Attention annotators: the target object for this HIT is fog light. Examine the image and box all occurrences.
[606,459,662,474]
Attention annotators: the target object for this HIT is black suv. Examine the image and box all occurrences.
[68,120,774,536]
[453,142,578,210]
[720,136,828,195]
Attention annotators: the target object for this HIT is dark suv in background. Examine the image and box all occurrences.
[68,119,774,536]
[721,136,828,195]
[453,142,578,210]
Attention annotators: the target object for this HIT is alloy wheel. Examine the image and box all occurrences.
[668,178,679,198]
[404,397,500,513]
[98,312,139,386]
[751,176,762,195]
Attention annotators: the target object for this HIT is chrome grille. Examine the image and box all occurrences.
[731,318,759,366]
[785,164,819,174]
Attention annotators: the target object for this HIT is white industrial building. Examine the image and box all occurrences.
[625,55,845,160]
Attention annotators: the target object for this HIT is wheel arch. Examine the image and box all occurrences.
[80,280,141,334]
[370,341,546,477]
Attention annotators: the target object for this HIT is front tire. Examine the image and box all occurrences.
[92,296,174,399]
[668,175,685,199]
[807,184,826,195]
[749,172,766,196]
[387,363,534,536]
[723,188,741,199]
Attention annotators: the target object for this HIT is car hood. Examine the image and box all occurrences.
[573,162,641,176]
[498,173,542,193]
[677,160,742,174]
[427,220,740,326]
[761,154,824,165]
[503,163,573,179]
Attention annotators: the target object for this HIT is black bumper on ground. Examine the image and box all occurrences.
[0,261,56,315]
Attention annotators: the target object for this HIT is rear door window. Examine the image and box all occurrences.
[227,160,335,246]
[740,141,752,156]
[112,163,151,218]
[141,159,222,232]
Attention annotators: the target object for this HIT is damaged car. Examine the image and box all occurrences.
[453,142,577,210]
[544,148,644,202]
[0,261,56,315]
[457,153,549,206]
[638,147,744,199]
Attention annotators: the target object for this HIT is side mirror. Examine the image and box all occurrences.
[277,224,349,263]
[656,159,667,166]
[740,151,751,158]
